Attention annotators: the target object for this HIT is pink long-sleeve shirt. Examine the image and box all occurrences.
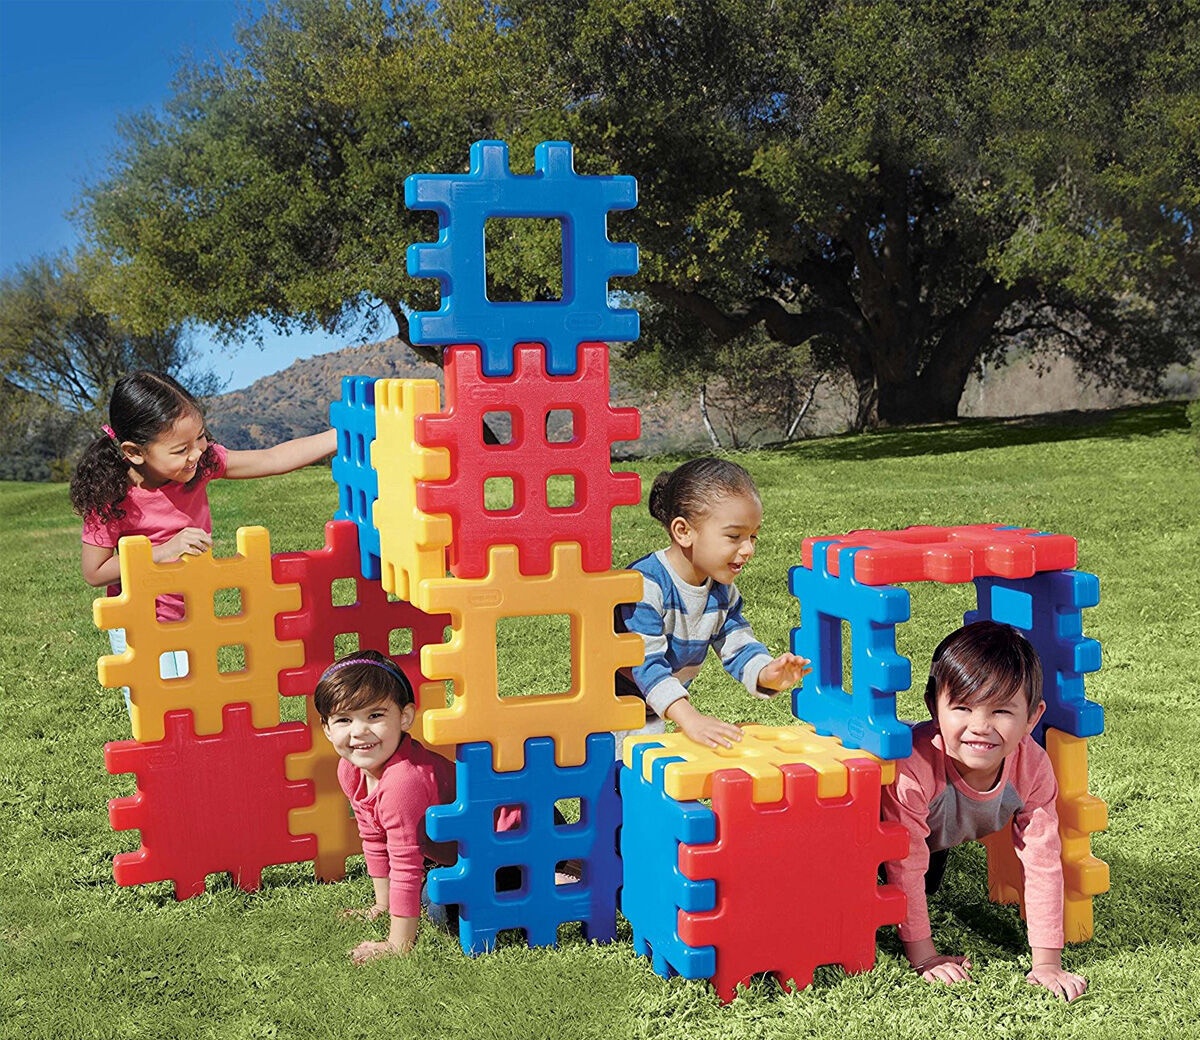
[881,720,1065,950]
[337,735,458,919]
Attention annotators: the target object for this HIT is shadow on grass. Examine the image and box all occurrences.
[769,402,1190,464]
[876,839,1200,962]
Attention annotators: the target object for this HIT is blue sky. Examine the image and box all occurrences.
[0,0,387,391]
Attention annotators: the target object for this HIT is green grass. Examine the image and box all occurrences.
[2,402,1198,1040]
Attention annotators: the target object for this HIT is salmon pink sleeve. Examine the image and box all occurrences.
[1011,743,1065,949]
[880,743,940,943]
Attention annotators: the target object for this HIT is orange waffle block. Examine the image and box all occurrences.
[94,527,304,742]
[285,697,363,883]
[373,378,454,601]
[980,728,1109,942]
[415,542,646,771]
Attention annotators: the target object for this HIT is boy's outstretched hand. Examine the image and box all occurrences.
[665,698,743,748]
[755,653,812,695]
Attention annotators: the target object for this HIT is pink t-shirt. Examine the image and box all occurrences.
[881,719,1065,949]
[81,444,229,622]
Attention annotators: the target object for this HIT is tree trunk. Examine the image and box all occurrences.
[699,383,722,449]
[874,371,963,425]
[785,373,823,441]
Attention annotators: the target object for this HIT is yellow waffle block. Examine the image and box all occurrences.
[94,527,304,742]
[415,542,646,771]
[980,728,1109,942]
[624,723,894,803]
[285,698,363,883]
[373,379,453,600]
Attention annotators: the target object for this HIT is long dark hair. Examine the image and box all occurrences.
[69,371,219,521]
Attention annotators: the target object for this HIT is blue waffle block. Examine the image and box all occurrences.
[619,743,717,981]
[329,376,381,581]
[405,140,639,377]
[426,733,622,953]
[789,542,914,760]
[969,569,1104,742]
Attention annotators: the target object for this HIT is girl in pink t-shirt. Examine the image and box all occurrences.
[69,370,336,699]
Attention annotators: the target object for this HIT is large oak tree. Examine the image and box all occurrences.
[83,0,1198,427]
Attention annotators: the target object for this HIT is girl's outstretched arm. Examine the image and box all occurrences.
[223,428,337,479]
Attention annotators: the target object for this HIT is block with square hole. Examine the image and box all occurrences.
[405,140,639,376]
[94,527,304,742]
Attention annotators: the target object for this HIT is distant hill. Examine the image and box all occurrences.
[200,334,1187,458]
[203,337,710,457]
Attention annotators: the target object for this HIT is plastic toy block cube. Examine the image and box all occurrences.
[618,743,718,982]
[331,376,383,580]
[415,543,646,771]
[623,723,896,804]
[416,343,641,578]
[405,139,639,376]
[969,569,1104,740]
[371,378,454,601]
[105,703,316,899]
[94,527,304,742]
[789,543,914,760]
[284,696,362,882]
[426,734,622,953]
[271,519,453,741]
[980,728,1109,942]
[801,524,1078,585]
[679,760,907,1000]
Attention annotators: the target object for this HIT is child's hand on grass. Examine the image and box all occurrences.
[1027,954,1088,1001]
[755,653,811,695]
[912,954,969,988]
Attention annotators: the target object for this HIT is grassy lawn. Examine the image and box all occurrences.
[2,402,1197,1040]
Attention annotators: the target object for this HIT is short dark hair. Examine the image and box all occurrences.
[924,621,1043,718]
[313,649,414,722]
[647,457,760,528]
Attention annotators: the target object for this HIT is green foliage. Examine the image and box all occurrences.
[75,0,1199,430]
[3,405,1200,1038]
[539,0,1200,426]
[0,253,213,477]
[1187,397,1200,456]
[78,0,1199,431]
[81,0,563,358]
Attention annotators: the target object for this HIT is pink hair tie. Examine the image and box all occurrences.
[318,656,407,685]
[101,424,117,441]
